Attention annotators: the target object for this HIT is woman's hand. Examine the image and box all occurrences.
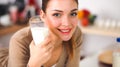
[28,36,54,67]
[28,29,62,67]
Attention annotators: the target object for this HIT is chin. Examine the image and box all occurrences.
[62,36,72,41]
[63,39,70,41]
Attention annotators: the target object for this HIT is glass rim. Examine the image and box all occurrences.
[29,15,44,27]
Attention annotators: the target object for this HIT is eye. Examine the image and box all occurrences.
[53,13,61,17]
[70,12,77,17]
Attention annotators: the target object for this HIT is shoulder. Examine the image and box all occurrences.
[10,26,32,46]
[11,26,32,40]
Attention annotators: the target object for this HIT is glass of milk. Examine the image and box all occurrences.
[113,38,120,67]
[29,16,49,46]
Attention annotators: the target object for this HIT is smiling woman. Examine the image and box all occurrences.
[0,0,82,67]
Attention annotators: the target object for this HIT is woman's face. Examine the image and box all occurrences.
[41,0,78,41]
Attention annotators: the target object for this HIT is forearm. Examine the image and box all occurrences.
[8,38,29,67]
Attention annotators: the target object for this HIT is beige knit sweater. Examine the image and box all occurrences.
[0,26,82,67]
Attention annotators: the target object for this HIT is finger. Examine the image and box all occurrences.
[45,43,54,52]
[49,45,54,52]
[44,45,54,57]
[41,42,53,52]
[29,40,35,49]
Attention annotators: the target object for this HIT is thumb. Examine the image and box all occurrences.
[29,40,35,49]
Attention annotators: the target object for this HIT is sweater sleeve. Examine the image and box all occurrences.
[8,27,32,67]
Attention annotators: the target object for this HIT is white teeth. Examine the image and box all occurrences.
[60,30,69,32]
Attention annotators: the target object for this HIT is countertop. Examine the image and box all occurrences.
[80,52,112,67]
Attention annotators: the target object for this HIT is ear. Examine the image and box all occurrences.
[40,10,46,22]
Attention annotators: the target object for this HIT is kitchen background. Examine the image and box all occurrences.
[78,0,120,67]
[78,0,120,56]
[0,0,120,67]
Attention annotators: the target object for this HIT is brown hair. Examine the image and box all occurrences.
[42,0,78,12]
[41,0,81,60]
[64,26,82,60]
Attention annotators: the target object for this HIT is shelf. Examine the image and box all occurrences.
[0,24,28,36]
[1,24,119,37]
[80,26,120,37]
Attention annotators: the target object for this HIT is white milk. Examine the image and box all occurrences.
[31,27,49,45]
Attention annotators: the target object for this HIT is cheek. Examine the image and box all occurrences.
[46,18,60,28]
[72,19,78,27]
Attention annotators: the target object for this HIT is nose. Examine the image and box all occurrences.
[61,16,71,26]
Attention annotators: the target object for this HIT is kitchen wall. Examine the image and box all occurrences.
[78,0,120,20]
[0,0,15,4]
[0,33,13,47]
[78,0,120,56]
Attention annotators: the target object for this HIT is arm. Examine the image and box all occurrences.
[8,37,30,67]
[8,35,53,67]
[8,27,31,67]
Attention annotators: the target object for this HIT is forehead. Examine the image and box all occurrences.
[46,0,78,12]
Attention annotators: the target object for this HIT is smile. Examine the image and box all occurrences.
[58,29,71,35]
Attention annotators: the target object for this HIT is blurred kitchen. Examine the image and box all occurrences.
[78,0,120,67]
[0,0,120,67]
[0,0,41,47]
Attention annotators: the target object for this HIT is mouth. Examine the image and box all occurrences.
[57,28,71,35]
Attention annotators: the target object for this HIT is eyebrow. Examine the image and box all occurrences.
[71,9,78,12]
[52,8,78,12]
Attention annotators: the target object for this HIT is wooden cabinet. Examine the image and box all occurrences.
[0,25,28,36]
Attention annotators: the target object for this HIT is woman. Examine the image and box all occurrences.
[3,0,82,67]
